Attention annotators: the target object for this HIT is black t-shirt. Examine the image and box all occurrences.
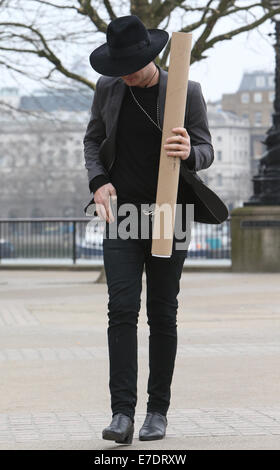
[109,82,162,204]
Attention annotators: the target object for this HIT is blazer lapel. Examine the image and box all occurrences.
[107,78,126,136]
[100,78,126,170]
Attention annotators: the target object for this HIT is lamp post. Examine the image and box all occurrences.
[244,1,280,205]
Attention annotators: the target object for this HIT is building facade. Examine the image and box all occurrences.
[0,88,93,218]
[199,104,251,212]
[221,70,274,174]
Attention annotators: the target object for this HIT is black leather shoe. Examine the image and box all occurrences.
[139,412,168,441]
[102,413,134,444]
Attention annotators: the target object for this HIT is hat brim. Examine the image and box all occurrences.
[89,29,169,77]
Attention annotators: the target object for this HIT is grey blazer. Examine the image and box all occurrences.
[83,66,228,224]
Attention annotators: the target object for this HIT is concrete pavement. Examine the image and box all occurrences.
[0,269,279,450]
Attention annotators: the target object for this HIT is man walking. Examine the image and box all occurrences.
[83,15,228,445]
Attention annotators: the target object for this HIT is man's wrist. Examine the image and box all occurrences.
[89,175,110,194]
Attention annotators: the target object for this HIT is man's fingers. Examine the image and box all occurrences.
[103,196,115,223]
[95,202,107,222]
[108,196,115,223]
[95,185,117,223]
[165,143,187,150]
[109,186,117,198]
[166,135,188,144]
[108,187,117,222]
[172,127,188,135]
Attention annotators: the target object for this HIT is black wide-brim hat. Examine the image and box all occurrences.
[89,15,169,77]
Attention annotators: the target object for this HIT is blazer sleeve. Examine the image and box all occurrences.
[83,77,109,193]
[183,82,214,172]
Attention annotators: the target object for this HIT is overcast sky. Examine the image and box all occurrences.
[1,5,276,104]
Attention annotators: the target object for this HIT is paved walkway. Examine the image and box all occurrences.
[0,270,279,450]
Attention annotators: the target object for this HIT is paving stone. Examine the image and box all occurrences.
[0,343,280,362]
[0,408,280,443]
[40,434,68,441]
[0,306,39,326]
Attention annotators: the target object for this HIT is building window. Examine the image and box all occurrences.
[242,113,249,120]
[217,174,222,186]
[269,91,275,103]
[256,76,265,88]
[217,151,222,161]
[254,92,262,103]
[217,136,222,142]
[255,112,262,125]
[241,93,249,104]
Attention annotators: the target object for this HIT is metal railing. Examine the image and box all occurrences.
[0,217,231,264]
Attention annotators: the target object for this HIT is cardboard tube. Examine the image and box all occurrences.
[151,32,192,257]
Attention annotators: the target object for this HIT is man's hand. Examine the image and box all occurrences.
[94,183,117,223]
[164,127,191,161]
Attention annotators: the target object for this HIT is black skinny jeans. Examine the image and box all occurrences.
[102,208,188,423]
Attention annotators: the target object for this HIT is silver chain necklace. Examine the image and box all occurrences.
[129,85,162,132]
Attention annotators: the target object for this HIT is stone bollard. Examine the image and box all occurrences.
[230,206,280,272]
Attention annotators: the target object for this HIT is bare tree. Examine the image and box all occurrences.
[0,1,279,92]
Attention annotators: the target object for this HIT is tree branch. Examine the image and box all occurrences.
[188,0,230,62]
[130,0,151,24]
[153,0,189,27]
[103,0,117,20]
[160,0,217,67]
[34,0,78,10]
[76,0,108,32]
[0,22,96,90]
[205,6,280,52]
[189,1,280,62]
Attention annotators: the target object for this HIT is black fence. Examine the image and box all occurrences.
[0,217,231,264]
